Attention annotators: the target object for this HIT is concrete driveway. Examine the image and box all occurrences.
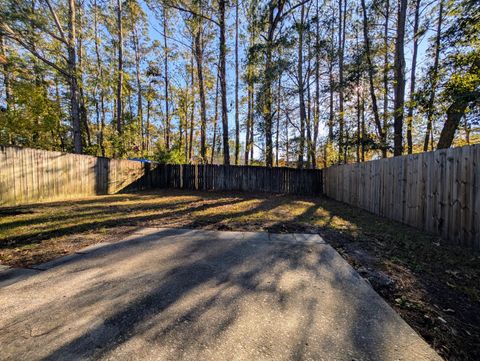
[0,228,441,361]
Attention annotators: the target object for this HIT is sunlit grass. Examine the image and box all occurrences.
[0,189,478,299]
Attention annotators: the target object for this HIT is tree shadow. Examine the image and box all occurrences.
[0,225,431,361]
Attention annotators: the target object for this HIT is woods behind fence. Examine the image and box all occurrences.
[1,145,479,249]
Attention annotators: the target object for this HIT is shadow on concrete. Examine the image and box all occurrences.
[0,230,439,360]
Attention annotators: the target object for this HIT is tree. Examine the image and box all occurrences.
[392,0,407,156]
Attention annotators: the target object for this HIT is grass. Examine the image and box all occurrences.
[1,189,479,360]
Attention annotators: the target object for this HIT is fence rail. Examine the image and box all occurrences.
[323,144,480,249]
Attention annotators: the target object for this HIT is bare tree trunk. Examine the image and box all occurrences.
[437,95,477,149]
[328,60,334,142]
[312,0,321,169]
[133,27,143,153]
[381,0,389,157]
[423,0,443,152]
[285,106,289,165]
[69,0,82,154]
[146,98,151,154]
[77,3,90,148]
[93,0,105,156]
[116,0,123,135]
[194,28,207,161]
[245,65,252,165]
[393,0,407,156]
[189,53,195,161]
[54,77,66,150]
[361,0,383,156]
[361,83,366,161]
[297,4,306,169]
[163,6,170,150]
[338,0,347,162]
[406,0,420,154]
[211,72,220,164]
[234,0,240,164]
[219,0,230,165]
[276,74,281,166]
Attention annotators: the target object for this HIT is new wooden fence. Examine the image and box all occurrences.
[323,144,480,249]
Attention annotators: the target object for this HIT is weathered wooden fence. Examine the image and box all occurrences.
[148,164,323,195]
[0,146,323,205]
[0,146,147,205]
[323,144,480,249]
[2,144,479,249]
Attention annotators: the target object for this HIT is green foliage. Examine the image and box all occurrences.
[0,81,67,150]
[154,146,184,164]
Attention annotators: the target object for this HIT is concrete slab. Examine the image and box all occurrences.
[75,242,110,254]
[0,228,441,361]
[293,233,325,244]
[30,253,84,271]
[0,268,40,288]
[241,231,270,242]
[269,233,296,243]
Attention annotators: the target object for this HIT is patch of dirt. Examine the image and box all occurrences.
[324,232,480,361]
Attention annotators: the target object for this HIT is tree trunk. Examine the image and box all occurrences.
[360,0,383,155]
[116,0,123,140]
[276,73,281,166]
[406,0,420,154]
[194,29,207,161]
[93,0,105,157]
[146,98,151,154]
[133,28,143,153]
[393,0,407,156]
[234,0,240,164]
[163,6,170,150]
[219,0,230,165]
[68,0,82,154]
[77,4,90,148]
[0,35,11,110]
[189,53,195,161]
[423,0,444,152]
[338,0,346,162]
[245,65,252,165]
[313,0,321,169]
[381,0,389,157]
[297,4,306,169]
[211,72,220,164]
[437,97,474,149]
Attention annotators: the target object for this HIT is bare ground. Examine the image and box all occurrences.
[1,189,479,361]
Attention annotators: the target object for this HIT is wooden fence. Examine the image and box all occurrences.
[2,145,479,249]
[0,146,148,205]
[0,146,323,205]
[148,164,323,195]
[323,144,480,249]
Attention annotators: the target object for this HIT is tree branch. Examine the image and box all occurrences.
[0,24,69,77]
[43,0,68,44]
